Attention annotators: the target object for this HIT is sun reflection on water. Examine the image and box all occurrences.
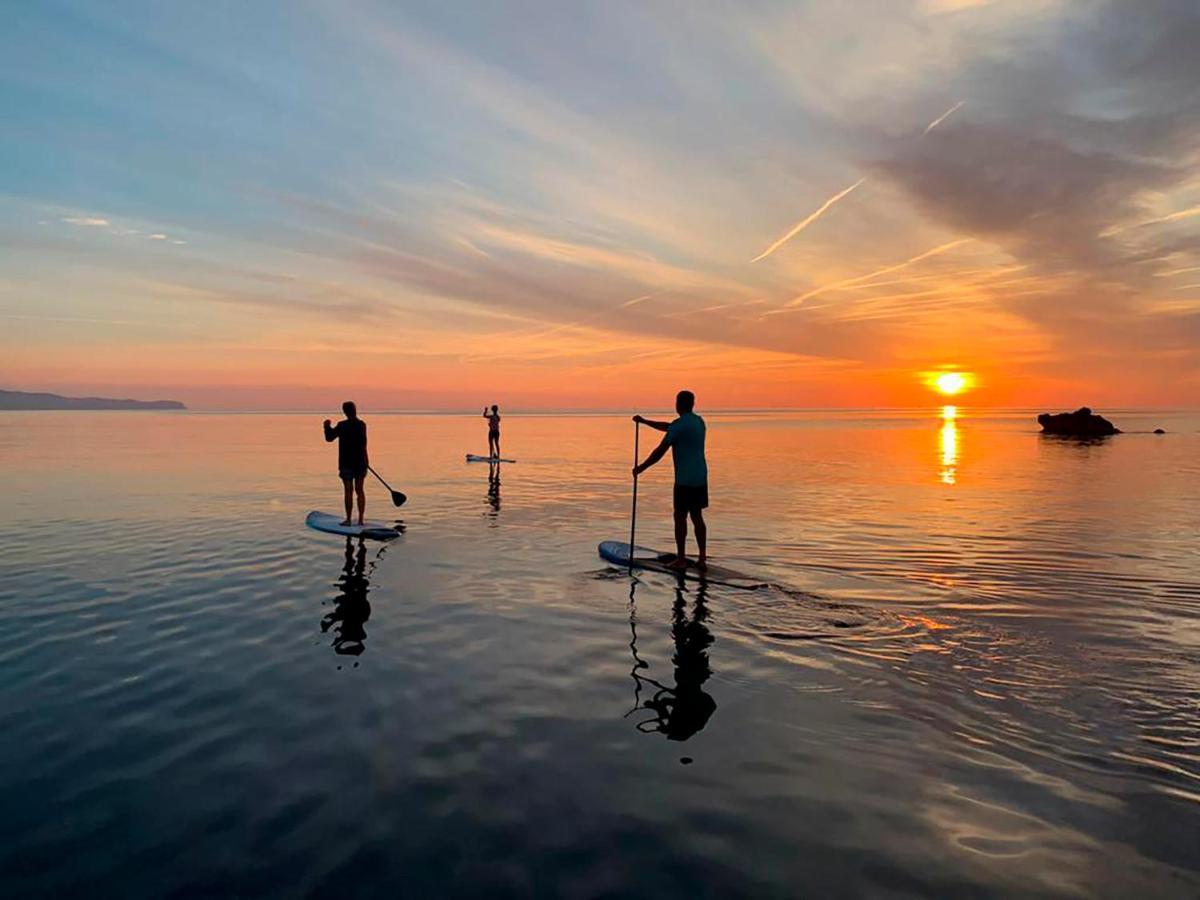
[939,406,959,485]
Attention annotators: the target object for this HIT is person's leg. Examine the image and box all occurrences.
[494,433,501,458]
[354,475,366,525]
[672,508,689,568]
[691,509,707,568]
[341,477,353,525]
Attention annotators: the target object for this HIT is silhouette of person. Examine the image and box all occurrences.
[628,579,717,742]
[633,390,708,571]
[323,400,369,526]
[321,537,372,657]
[482,404,502,459]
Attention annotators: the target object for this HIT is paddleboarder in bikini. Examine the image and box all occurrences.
[483,404,502,459]
[633,390,708,571]
[324,400,369,526]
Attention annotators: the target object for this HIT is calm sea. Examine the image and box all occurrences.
[1,409,1197,897]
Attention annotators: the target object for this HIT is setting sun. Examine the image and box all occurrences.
[924,370,974,397]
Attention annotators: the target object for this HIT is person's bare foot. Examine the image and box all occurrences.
[666,556,689,571]
[340,519,352,526]
[357,518,365,526]
[696,557,708,571]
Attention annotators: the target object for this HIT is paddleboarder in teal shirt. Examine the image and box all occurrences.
[633,390,708,571]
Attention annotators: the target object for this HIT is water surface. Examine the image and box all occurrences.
[1,409,1197,897]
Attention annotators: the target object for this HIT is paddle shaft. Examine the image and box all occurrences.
[368,466,393,491]
[629,420,639,570]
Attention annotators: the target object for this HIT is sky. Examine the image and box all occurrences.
[1,0,1198,410]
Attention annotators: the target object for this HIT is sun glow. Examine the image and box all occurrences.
[924,370,974,397]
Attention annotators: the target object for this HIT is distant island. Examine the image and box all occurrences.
[0,389,186,411]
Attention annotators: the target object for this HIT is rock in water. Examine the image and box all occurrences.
[1037,407,1120,436]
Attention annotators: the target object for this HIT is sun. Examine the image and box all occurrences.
[923,369,975,397]
[935,372,967,395]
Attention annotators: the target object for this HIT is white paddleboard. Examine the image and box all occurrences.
[466,454,516,463]
[598,540,767,589]
[306,510,400,540]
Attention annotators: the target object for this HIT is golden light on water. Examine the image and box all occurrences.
[939,407,959,485]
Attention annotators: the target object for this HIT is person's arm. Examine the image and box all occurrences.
[632,415,670,433]
[323,419,338,442]
[634,436,671,476]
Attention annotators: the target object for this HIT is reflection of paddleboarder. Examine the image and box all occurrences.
[482,404,502,459]
[323,401,369,526]
[486,462,501,516]
[629,580,716,742]
[321,537,372,657]
[633,390,708,571]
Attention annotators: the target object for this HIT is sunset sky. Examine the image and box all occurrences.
[2,0,1198,409]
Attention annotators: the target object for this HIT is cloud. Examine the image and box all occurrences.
[921,100,964,136]
[63,216,110,227]
[750,178,866,263]
[770,238,974,313]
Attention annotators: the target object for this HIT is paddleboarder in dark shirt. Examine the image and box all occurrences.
[633,390,708,571]
[324,401,369,526]
[483,404,501,459]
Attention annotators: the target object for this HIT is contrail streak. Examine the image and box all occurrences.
[922,100,965,136]
[768,238,973,313]
[750,178,866,263]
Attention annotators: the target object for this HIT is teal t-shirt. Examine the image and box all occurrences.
[665,412,707,486]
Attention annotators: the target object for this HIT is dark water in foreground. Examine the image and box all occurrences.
[1,409,1197,898]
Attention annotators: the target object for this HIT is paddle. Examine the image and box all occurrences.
[629,418,640,571]
[368,466,407,507]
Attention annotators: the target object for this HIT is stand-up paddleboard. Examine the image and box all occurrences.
[466,454,516,463]
[306,511,401,540]
[598,541,768,589]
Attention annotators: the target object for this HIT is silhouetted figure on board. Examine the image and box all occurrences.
[633,390,708,570]
[483,404,502,459]
[322,537,372,657]
[323,400,369,526]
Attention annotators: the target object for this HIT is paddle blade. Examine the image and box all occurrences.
[391,490,407,507]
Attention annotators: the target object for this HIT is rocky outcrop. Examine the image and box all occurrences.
[1037,407,1119,436]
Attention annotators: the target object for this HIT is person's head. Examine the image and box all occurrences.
[342,400,358,419]
[675,390,695,414]
[491,404,498,413]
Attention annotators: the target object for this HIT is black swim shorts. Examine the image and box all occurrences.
[673,483,709,513]
[339,466,368,481]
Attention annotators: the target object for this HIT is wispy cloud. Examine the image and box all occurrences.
[750,178,866,263]
[769,239,974,313]
[921,100,965,136]
[62,216,110,227]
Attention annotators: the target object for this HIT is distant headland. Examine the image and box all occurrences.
[0,389,186,411]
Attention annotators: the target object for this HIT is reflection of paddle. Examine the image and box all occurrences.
[368,466,407,507]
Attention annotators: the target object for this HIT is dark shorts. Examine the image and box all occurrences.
[673,483,709,513]
[340,466,367,481]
